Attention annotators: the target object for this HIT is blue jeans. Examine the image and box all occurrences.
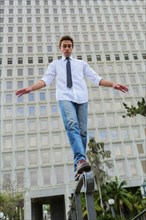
[58,101,88,171]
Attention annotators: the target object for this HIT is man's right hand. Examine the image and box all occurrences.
[16,87,32,97]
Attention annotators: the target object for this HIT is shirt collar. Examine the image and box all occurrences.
[62,55,73,61]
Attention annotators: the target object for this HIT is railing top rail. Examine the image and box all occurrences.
[132,209,146,220]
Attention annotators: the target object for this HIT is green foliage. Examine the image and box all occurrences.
[87,137,112,184]
[123,97,146,118]
[97,214,126,220]
[106,176,133,217]
[0,191,23,219]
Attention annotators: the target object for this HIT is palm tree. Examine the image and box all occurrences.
[129,188,145,217]
[106,176,133,218]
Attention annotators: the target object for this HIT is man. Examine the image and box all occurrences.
[16,35,128,181]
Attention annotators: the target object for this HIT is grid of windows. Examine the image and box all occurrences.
[0,0,146,218]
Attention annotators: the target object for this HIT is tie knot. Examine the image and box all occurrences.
[66,57,70,60]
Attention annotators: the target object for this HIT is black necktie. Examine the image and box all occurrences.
[66,57,73,88]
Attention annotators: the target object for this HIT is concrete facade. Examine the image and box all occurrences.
[0,0,146,219]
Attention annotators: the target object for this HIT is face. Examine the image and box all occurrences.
[60,40,73,57]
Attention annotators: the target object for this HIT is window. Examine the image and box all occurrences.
[7,36,12,42]
[7,58,12,64]
[117,161,126,177]
[27,26,32,32]
[141,160,146,173]
[124,54,129,60]
[37,46,42,53]
[7,27,13,33]
[36,26,41,32]
[3,137,12,150]
[6,81,12,90]
[53,133,61,145]
[3,154,12,168]
[39,106,47,115]
[16,120,24,132]
[37,36,42,42]
[54,166,64,184]
[133,54,138,60]
[16,171,24,188]
[18,27,22,32]
[142,53,146,59]
[18,58,23,64]
[16,153,25,167]
[105,55,111,61]
[27,17,32,23]
[27,36,32,42]
[28,68,34,75]
[18,69,23,76]
[111,129,118,140]
[28,46,33,53]
[129,160,137,176]
[28,93,35,102]
[77,56,82,61]
[18,36,23,43]
[30,169,38,186]
[47,45,52,53]
[8,47,13,53]
[18,47,23,53]
[113,144,122,157]
[87,55,92,62]
[115,54,120,60]
[39,92,46,101]
[28,106,35,116]
[124,144,132,156]
[48,56,53,63]
[7,69,12,77]
[38,57,43,63]
[28,151,38,166]
[75,45,81,52]
[17,107,24,117]
[28,57,33,64]
[103,43,108,50]
[137,144,144,154]
[96,55,101,61]
[42,167,51,185]
[99,130,107,140]
[51,105,58,114]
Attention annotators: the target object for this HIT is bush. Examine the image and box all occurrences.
[97,214,126,220]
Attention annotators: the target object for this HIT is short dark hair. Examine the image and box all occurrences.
[59,35,74,48]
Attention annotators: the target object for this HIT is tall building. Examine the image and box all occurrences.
[0,0,145,219]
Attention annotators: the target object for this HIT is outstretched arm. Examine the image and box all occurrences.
[16,80,46,97]
[99,79,128,93]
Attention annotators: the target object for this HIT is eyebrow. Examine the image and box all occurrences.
[62,44,72,46]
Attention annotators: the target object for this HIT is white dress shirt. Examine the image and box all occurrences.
[41,56,102,104]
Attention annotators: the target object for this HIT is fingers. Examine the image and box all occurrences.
[119,85,128,93]
[16,88,28,97]
[114,84,128,93]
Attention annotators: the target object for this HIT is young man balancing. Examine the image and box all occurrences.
[16,35,128,181]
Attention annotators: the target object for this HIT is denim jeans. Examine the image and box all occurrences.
[58,100,88,171]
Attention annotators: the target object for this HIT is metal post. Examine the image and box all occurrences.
[68,171,97,220]
[83,172,97,220]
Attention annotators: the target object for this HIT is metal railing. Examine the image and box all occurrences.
[132,209,146,220]
[68,171,97,220]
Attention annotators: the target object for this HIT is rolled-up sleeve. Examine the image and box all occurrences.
[41,61,56,86]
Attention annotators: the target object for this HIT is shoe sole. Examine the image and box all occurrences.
[77,164,91,174]
[74,175,80,181]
